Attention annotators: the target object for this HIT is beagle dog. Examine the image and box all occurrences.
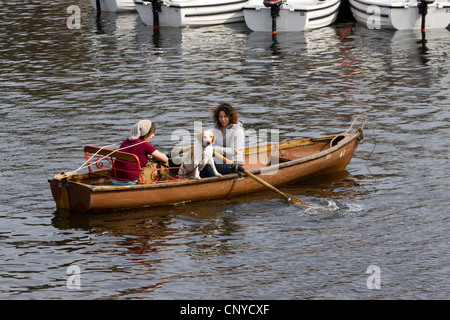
[178,129,222,180]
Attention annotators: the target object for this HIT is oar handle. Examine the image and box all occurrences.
[214,151,233,165]
[171,146,192,157]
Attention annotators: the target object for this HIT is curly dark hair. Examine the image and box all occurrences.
[212,103,239,128]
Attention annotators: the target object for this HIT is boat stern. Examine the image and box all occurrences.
[49,175,71,211]
[49,172,95,213]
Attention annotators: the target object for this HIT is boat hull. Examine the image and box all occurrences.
[243,0,341,32]
[134,0,248,27]
[49,130,363,213]
[349,0,450,30]
[90,0,136,12]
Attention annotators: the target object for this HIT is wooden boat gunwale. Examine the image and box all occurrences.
[65,130,360,191]
[49,124,364,212]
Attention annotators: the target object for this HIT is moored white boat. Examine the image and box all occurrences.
[90,0,136,12]
[134,0,249,27]
[243,0,341,32]
[348,0,450,30]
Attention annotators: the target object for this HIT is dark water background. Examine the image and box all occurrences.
[0,0,449,299]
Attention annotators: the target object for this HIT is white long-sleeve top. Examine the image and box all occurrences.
[212,122,245,164]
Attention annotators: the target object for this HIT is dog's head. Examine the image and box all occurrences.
[197,129,216,147]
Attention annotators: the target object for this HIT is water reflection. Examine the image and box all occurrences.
[51,199,247,256]
[1,0,450,299]
[51,170,368,238]
[390,29,450,65]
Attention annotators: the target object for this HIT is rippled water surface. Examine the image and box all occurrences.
[0,1,449,300]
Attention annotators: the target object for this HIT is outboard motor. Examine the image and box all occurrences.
[418,0,434,49]
[418,0,434,32]
[151,0,163,29]
[95,0,101,14]
[263,0,283,6]
[263,0,284,35]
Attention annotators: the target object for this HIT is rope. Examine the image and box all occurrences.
[330,114,367,148]
[365,126,376,175]
[73,140,148,175]
[329,114,374,175]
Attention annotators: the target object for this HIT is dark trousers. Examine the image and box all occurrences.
[200,163,233,178]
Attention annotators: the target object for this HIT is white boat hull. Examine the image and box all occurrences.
[243,0,341,32]
[349,0,450,30]
[90,0,136,12]
[134,0,249,27]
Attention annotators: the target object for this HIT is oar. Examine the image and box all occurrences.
[170,146,192,157]
[213,151,312,206]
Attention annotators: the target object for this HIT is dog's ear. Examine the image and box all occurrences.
[197,130,205,141]
[211,133,216,142]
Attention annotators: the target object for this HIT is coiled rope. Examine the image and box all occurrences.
[60,140,148,179]
[330,114,367,148]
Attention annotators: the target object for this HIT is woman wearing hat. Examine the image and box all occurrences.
[111,120,168,185]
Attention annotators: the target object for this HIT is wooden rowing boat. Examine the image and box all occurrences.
[49,123,365,213]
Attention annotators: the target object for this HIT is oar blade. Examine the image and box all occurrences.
[285,193,312,206]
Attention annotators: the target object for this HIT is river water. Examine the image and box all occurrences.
[0,0,449,300]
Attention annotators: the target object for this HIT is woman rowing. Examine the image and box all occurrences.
[201,103,245,177]
[111,120,168,185]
